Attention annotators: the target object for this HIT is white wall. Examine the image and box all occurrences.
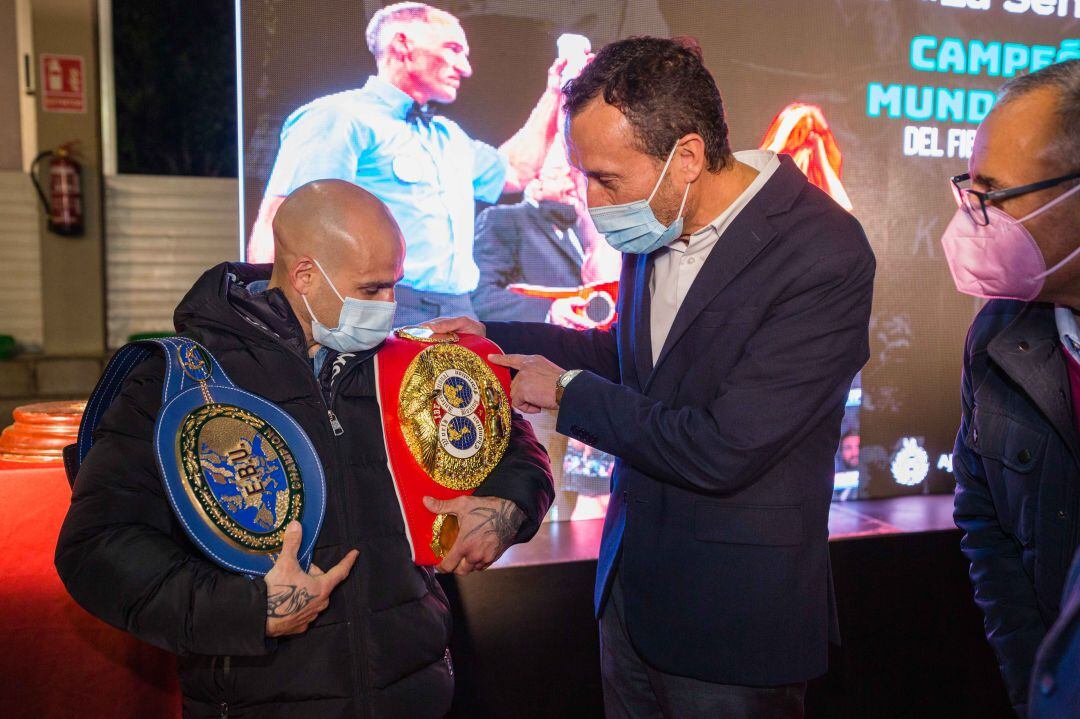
[0,0,22,171]
[0,171,44,350]
[105,174,238,348]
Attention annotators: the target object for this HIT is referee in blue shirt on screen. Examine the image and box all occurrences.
[250,2,566,326]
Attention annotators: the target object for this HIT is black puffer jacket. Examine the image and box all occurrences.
[55,263,553,718]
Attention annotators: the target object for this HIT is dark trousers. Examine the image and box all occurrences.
[394,285,476,328]
[600,575,806,719]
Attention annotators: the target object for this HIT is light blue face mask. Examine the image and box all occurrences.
[587,142,691,255]
[302,258,397,353]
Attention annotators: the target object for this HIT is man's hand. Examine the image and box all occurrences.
[546,57,570,93]
[548,297,597,330]
[265,521,359,638]
[423,316,486,337]
[488,353,566,414]
[422,495,526,575]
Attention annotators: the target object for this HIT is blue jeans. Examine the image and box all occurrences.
[600,574,807,719]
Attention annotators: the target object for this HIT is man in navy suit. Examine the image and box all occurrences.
[472,159,594,324]
[429,37,875,717]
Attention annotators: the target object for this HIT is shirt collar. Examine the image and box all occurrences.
[1055,305,1080,363]
[674,149,781,253]
[362,75,420,121]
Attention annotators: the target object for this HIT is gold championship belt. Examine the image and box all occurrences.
[375,327,513,565]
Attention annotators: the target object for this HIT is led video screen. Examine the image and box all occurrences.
[238,0,1080,512]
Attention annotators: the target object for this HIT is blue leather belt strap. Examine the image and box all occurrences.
[74,337,232,475]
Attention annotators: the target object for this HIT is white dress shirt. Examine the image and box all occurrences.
[1056,306,1080,363]
[649,150,781,362]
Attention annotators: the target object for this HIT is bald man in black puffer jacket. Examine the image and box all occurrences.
[55,181,553,718]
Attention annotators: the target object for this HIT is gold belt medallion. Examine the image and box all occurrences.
[396,341,511,492]
[176,403,305,553]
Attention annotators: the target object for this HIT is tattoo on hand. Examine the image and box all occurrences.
[266,585,315,618]
[464,501,526,548]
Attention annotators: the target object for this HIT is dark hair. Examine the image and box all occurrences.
[997,59,1080,166]
[563,36,732,172]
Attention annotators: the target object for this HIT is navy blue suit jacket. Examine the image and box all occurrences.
[487,156,875,686]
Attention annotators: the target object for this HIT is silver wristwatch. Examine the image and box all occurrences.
[555,369,583,406]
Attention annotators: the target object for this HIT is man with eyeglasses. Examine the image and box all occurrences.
[947,59,1080,716]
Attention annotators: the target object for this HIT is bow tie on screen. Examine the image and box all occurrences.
[406,102,435,125]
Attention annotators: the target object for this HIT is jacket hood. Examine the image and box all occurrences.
[173,262,308,354]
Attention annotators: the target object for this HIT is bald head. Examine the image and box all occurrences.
[273,180,402,266]
[270,180,405,348]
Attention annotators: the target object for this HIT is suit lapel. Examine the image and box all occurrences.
[550,220,585,270]
[629,253,654,393]
[988,304,1080,466]
[649,205,776,386]
[642,158,807,392]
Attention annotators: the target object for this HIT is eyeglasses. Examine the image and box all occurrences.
[950,170,1080,226]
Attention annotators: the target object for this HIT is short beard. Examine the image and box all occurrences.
[651,175,687,226]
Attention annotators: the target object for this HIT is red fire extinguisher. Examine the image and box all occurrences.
[30,142,84,237]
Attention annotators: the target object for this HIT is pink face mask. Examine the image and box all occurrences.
[941,181,1080,301]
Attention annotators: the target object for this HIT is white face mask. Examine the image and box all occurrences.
[302,258,396,353]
